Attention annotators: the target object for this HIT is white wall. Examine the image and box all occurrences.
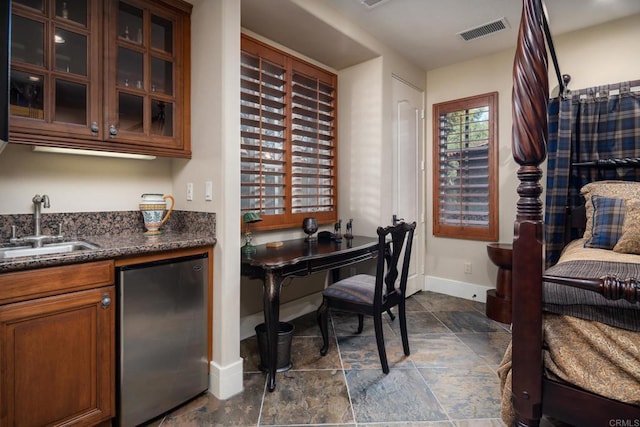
[550,14,640,90]
[0,144,174,215]
[338,57,385,234]
[424,13,640,299]
[187,0,242,399]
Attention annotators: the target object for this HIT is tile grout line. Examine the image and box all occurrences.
[257,374,268,427]
[332,313,359,426]
[407,351,455,424]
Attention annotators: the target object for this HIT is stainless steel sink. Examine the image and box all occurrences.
[0,241,99,259]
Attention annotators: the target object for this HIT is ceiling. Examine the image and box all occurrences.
[241,0,640,71]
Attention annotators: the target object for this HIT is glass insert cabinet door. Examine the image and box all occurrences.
[9,0,101,138]
[108,0,180,148]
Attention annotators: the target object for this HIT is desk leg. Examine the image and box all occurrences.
[263,269,282,392]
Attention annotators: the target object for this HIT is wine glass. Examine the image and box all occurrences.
[302,217,318,242]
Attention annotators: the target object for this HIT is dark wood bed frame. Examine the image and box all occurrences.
[511,1,640,426]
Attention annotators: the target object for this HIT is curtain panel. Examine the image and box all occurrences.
[545,81,640,267]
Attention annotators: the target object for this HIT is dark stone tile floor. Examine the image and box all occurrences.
[146,291,513,426]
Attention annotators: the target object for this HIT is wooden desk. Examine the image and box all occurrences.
[241,236,379,391]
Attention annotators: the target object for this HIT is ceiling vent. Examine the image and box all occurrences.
[360,0,391,9]
[457,18,510,41]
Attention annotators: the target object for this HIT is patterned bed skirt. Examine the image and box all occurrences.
[498,313,640,425]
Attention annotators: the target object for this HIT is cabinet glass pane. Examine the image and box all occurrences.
[56,0,87,26]
[12,15,44,66]
[119,93,143,133]
[117,47,143,89]
[151,100,173,137]
[10,71,44,120]
[151,57,173,96]
[151,15,172,54]
[119,2,143,44]
[55,29,87,76]
[55,80,86,125]
[14,0,43,11]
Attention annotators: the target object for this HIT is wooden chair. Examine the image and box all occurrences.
[316,221,416,373]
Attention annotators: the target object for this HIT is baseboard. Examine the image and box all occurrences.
[240,292,324,340]
[425,275,491,304]
[209,357,243,400]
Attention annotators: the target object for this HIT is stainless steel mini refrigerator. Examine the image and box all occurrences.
[117,254,208,427]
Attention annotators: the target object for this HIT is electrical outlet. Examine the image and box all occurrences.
[186,182,193,201]
[205,181,213,201]
[464,262,472,274]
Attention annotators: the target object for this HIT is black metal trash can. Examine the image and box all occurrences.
[255,321,294,373]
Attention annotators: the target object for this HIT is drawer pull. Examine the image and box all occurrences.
[101,294,112,309]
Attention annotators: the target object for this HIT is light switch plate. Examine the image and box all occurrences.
[186,182,193,201]
[205,181,213,201]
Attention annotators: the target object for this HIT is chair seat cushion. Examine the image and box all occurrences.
[323,274,377,304]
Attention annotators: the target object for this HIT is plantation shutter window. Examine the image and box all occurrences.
[438,109,489,226]
[241,34,338,231]
[432,92,498,241]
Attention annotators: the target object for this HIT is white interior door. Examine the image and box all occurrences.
[392,76,423,296]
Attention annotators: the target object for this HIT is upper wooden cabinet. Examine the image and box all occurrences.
[9,0,192,158]
[9,0,102,141]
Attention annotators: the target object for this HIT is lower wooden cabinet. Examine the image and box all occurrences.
[0,262,115,427]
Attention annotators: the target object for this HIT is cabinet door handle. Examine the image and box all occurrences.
[90,122,99,135]
[101,294,112,309]
[109,125,118,138]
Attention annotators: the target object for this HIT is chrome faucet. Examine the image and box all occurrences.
[32,194,50,237]
[8,195,63,248]
[20,194,57,248]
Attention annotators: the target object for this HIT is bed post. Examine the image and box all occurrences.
[511,0,548,426]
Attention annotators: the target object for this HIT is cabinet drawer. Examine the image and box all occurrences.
[0,260,115,304]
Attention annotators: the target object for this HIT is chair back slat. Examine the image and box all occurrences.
[374,222,416,307]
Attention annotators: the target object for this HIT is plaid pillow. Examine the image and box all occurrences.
[584,195,626,250]
[613,199,640,254]
[580,181,640,241]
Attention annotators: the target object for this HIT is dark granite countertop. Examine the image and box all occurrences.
[0,231,216,273]
[0,210,216,273]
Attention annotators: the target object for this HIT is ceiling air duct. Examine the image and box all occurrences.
[458,17,510,41]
